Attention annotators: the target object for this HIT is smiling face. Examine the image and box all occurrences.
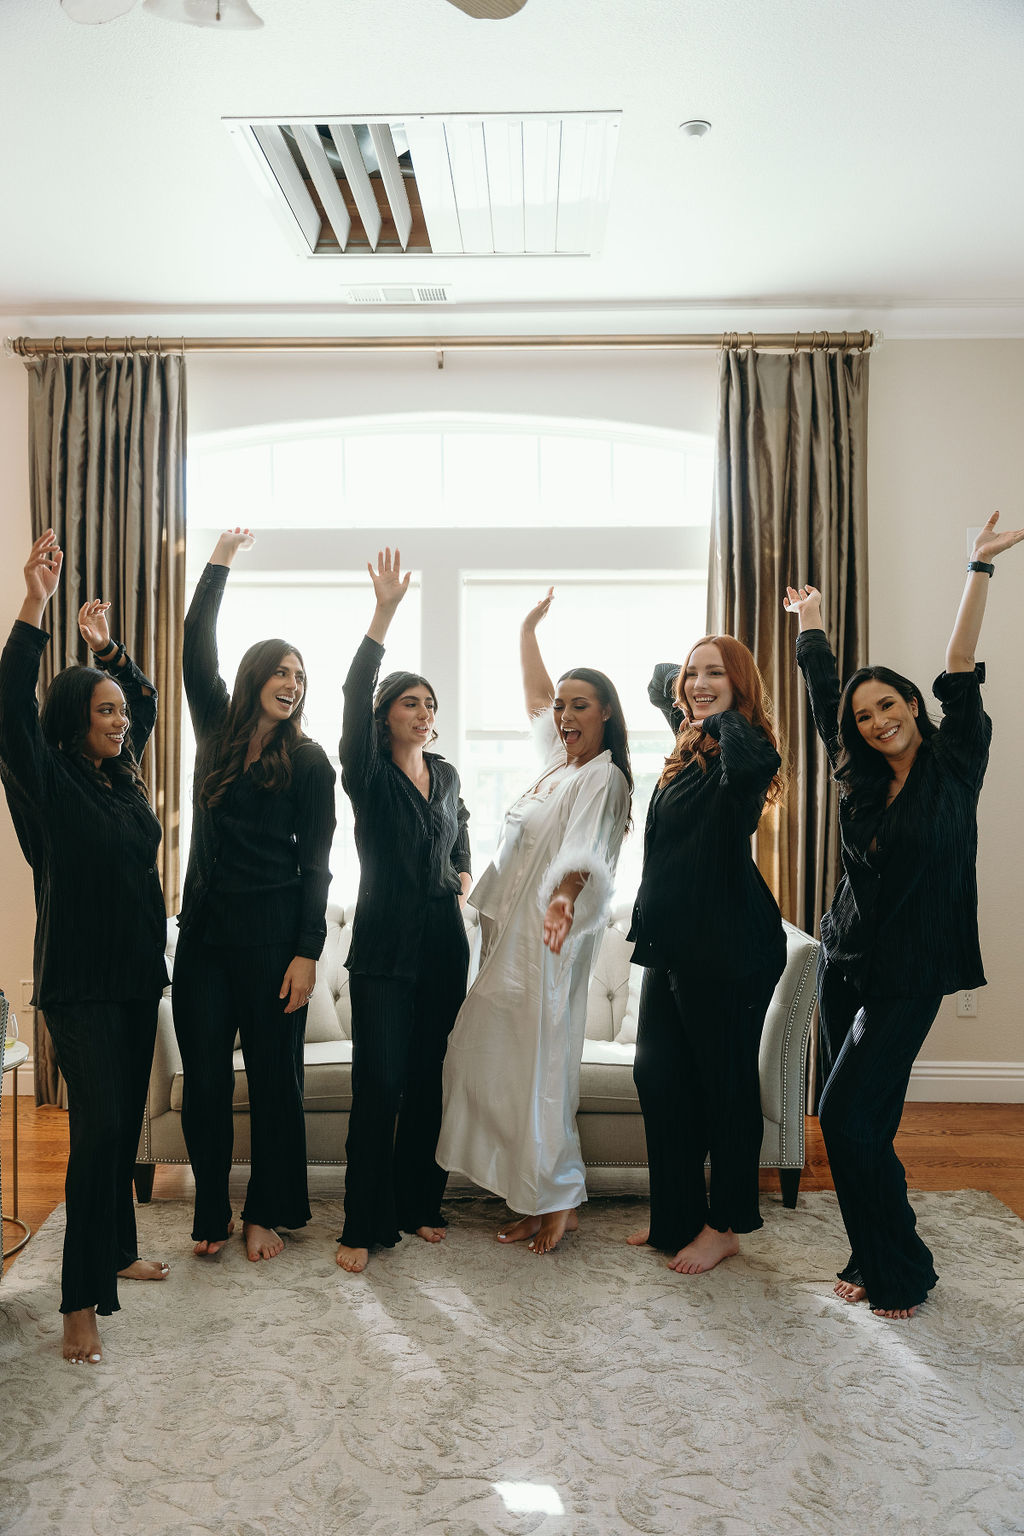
[850,678,922,761]
[554,677,610,766]
[257,652,305,728]
[82,678,129,764]
[386,684,436,754]
[682,642,735,722]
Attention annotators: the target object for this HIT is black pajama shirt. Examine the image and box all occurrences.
[0,621,167,1316]
[628,667,786,1251]
[797,629,991,1312]
[174,564,336,1243]
[339,635,471,1251]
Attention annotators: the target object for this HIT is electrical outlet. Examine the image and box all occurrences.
[20,980,34,1009]
[956,989,978,1018]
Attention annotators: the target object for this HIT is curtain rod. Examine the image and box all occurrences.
[8,329,876,359]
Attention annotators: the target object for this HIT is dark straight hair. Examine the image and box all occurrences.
[199,637,309,808]
[556,666,634,830]
[373,670,440,750]
[39,664,149,797]
[835,664,937,814]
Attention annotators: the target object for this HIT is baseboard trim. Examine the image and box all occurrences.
[907,1060,1024,1103]
[1,1059,35,1096]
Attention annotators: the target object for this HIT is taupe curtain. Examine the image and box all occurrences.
[708,347,868,1083]
[24,352,187,1105]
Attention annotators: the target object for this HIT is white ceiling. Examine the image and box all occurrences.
[3,0,1024,339]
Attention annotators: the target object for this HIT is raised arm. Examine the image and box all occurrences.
[78,599,158,759]
[365,546,410,645]
[945,512,1024,672]
[0,531,64,800]
[785,584,842,768]
[520,588,556,719]
[340,548,410,790]
[183,529,253,737]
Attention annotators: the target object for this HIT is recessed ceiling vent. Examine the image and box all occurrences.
[345,286,452,304]
[226,114,620,258]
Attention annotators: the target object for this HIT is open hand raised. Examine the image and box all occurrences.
[522,587,554,635]
[368,546,411,610]
[211,527,255,566]
[24,530,63,605]
[78,599,112,653]
[784,585,824,628]
[971,511,1024,564]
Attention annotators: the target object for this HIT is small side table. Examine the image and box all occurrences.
[2,1038,31,1260]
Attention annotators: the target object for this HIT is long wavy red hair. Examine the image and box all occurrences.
[658,634,785,805]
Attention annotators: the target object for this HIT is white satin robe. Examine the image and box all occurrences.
[437,713,630,1215]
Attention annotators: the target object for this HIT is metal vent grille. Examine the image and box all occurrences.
[345,286,452,304]
[228,113,620,258]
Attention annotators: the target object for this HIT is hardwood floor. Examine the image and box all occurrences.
[4,1099,1024,1277]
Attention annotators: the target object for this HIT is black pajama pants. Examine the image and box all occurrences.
[633,961,782,1251]
[341,895,469,1250]
[172,935,312,1243]
[817,957,942,1312]
[44,999,158,1317]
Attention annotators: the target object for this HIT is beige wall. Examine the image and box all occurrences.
[1,336,1021,1097]
[867,341,1024,1096]
[0,330,34,1063]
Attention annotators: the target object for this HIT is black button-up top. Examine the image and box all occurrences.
[0,620,168,1007]
[796,629,991,998]
[178,564,336,960]
[628,663,785,978]
[341,635,471,978]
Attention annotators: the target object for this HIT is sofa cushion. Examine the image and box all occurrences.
[578,1039,638,1112]
[168,1038,355,1115]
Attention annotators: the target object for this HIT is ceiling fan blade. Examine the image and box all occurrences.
[444,0,529,17]
[62,0,138,20]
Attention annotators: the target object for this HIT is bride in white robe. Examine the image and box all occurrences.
[437,590,631,1252]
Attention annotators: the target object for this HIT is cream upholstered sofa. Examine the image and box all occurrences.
[135,902,819,1206]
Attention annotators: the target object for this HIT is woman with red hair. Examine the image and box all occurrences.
[626,636,786,1274]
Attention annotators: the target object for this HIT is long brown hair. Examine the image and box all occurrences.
[199,638,309,809]
[658,635,785,805]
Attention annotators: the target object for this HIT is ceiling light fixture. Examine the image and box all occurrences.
[143,0,264,27]
[444,0,528,16]
[678,119,712,138]
[62,0,264,25]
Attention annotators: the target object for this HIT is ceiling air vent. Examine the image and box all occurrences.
[227,113,620,258]
[345,286,452,304]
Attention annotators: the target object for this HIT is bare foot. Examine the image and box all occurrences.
[63,1308,102,1364]
[626,1226,650,1247]
[414,1226,447,1244]
[834,1280,867,1303]
[872,1305,919,1320]
[529,1208,579,1255]
[497,1214,541,1244]
[118,1258,170,1281]
[193,1220,234,1258]
[667,1225,740,1274]
[336,1244,369,1273]
[243,1222,284,1262]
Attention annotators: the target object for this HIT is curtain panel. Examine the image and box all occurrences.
[24,352,187,1105]
[708,347,868,1086]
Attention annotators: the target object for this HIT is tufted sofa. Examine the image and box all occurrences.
[135,902,819,1206]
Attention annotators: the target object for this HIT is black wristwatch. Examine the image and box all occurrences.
[967,560,995,577]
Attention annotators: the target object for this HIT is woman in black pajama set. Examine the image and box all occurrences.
[786,509,1023,1318]
[0,531,169,1364]
[174,528,336,1263]
[336,547,471,1275]
[627,636,786,1276]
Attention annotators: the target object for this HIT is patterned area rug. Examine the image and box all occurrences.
[1,1190,1022,1536]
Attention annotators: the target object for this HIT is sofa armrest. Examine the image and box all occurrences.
[147,992,181,1119]
[758,922,819,1164]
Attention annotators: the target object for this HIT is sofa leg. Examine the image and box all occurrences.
[778,1168,801,1209]
[134,1163,156,1204]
